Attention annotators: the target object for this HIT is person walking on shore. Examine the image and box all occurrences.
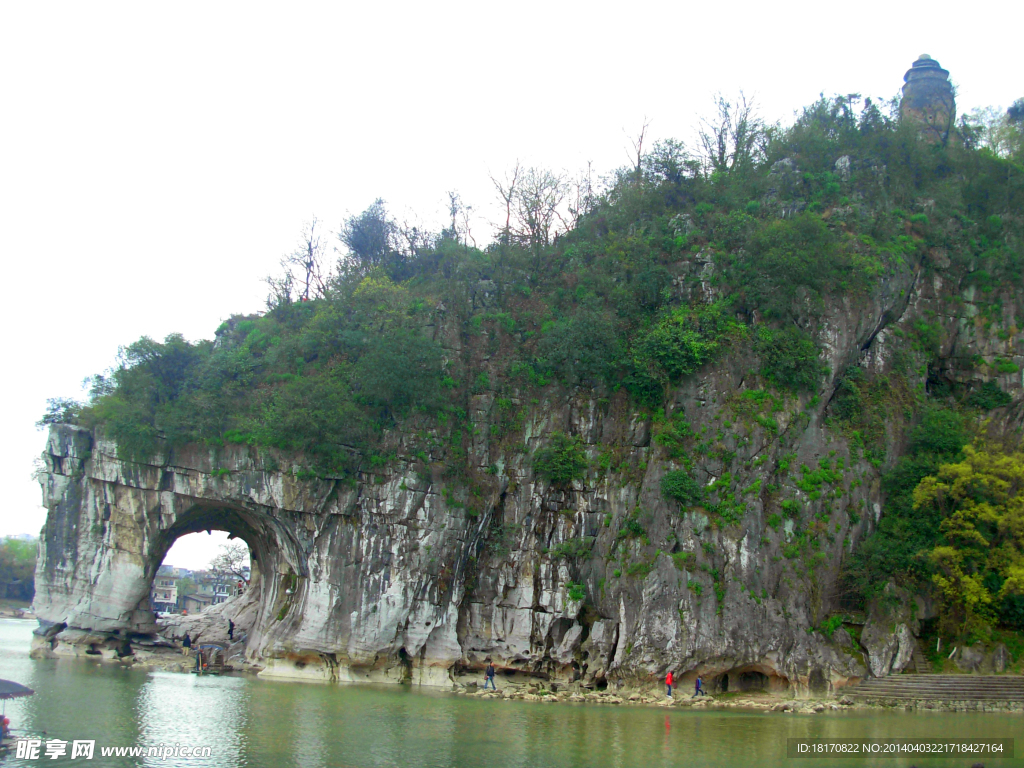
[693,675,705,697]
[182,632,192,657]
[228,619,235,641]
[665,670,673,697]
[484,662,497,690]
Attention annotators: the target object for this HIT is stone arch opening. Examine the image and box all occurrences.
[139,501,308,648]
[151,503,274,581]
[148,513,260,618]
[153,530,249,615]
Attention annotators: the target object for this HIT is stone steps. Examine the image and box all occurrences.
[911,640,932,674]
[848,675,1024,702]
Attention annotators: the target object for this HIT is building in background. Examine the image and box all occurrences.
[150,565,182,613]
[151,564,252,614]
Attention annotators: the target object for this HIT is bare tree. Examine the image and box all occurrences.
[445,190,460,240]
[265,217,331,307]
[264,270,295,310]
[296,217,329,300]
[396,217,434,259]
[442,191,475,247]
[490,162,521,245]
[510,166,569,249]
[567,161,597,228]
[625,117,651,181]
[209,542,250,585]
[460,200,476,248]
[697,93,767,176]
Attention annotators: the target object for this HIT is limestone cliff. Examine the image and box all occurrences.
[33,201,1024,695]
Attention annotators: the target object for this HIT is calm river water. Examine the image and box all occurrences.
[0,619,1019,768]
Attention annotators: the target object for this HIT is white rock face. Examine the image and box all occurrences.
[35,418,867,693]
[32,157,1024,694]
[861,582,919,677]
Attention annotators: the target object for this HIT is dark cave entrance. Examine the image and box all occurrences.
[713,667,780,694]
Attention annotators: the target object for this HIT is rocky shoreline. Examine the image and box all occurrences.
[50,641,1024,716]
[451,682,1024,714]
[0,608,35,620]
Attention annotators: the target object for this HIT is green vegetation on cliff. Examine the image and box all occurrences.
[43,93,1024,642]
[918,444,1024,637]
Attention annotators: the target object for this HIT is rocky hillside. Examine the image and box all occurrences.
[34,93,1024,694]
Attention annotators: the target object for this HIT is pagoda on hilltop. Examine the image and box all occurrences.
[900,54,956,143]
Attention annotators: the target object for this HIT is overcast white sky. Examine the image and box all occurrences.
[1,2,1020,569]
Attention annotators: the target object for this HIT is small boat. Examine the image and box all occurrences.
[0,679,35,749]
[192,644,229,675]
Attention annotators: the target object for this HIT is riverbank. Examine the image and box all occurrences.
[8,619,1024,768]
[451,680,1024,714]
[47,638,1024,717]
[0,599,34,619]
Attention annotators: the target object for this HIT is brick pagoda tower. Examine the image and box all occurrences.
[900,54,956,143]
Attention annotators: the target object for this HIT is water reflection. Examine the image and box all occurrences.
[2,620,1022,768]
[136,673,250,768]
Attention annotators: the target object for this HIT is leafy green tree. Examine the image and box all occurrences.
[0,538,37,601]
[755,326,827,392]
[733,213,881,319]
[339,199,401,275]
[260,367,369,473]
[916,445,1024,638]
[626,303,743,407]
[839,408,969,605]
[661,470,703,507]
[964,101,1024,162]
[36,398,83,427]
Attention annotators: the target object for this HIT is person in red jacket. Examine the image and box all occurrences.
[665,670,673,697]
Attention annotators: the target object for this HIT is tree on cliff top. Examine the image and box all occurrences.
[46,88,1024,512]
[338,199,402,277]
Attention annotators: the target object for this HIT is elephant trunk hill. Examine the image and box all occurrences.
[31,75,1024,695]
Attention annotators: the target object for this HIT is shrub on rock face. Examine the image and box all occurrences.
[537,309,620,385]
[755,325,827,393]
[661,469,703,507]
[351,330,443,412]
[533,433,588,486]
[625,302,745,409]
[966,381,1012,411]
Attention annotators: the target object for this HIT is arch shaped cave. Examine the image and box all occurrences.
[713,665,789,695]
[144,501,303,627]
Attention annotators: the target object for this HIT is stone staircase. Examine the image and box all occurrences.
[847,675,1024,703]
[910,639,932,674]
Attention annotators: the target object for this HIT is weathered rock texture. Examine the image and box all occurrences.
[860,582,919,677]
[34,165,1024,696]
